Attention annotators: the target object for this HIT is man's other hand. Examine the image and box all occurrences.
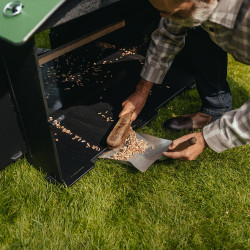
[163,132,207,160]
[119,79,153,122]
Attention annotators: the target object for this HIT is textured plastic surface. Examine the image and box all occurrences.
[0,0,65,44]
[40,0,120,31]
[0,93,26,169]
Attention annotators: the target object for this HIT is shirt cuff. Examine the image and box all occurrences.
[203,121,232,153]
[140,63,168,84]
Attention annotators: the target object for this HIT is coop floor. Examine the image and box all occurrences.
[41,39,195,185]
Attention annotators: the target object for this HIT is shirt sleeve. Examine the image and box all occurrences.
[203,101,250,153]
[140,17,187,84]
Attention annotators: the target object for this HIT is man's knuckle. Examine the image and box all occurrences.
[185,151,194,161]
[189,155,197,161]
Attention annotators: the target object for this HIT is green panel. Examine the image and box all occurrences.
[0,0,65,44]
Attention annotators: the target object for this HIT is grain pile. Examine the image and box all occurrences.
[49,116,100,151]
[111,129,149,161]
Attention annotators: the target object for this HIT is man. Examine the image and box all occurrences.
[120,0,250,160]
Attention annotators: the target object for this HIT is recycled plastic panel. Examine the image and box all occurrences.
[0,0,65,44]
[0,37,62,181]
[0,93,26,169]
[0,46,26,169]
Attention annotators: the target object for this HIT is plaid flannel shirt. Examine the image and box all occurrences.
[203,101,250,153]
[141,0,250,152]
[141,0,250,84]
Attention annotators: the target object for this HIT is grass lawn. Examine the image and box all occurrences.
[0,34,249,249]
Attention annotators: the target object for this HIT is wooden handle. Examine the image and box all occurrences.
[168,137,197,152]
[106,112,132,148]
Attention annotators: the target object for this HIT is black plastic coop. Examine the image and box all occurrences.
[0,0,195,185]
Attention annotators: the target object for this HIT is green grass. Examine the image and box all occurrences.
[34,29,51,49]
[0,47,249,249]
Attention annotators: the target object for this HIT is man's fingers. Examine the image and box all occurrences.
[122,100,129,107]
[163,151,185,160]
[131,112,137,122]
[168,139,184,150]
[168,141,177,150]
[119,108,134,118]
[168,134,197,150]
[163,151,194,161]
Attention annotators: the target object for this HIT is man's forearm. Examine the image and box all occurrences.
[135,78,154,98]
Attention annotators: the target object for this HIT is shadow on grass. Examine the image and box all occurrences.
[227,76,250,108]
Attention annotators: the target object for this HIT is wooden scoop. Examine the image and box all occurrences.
[107,112,132,149]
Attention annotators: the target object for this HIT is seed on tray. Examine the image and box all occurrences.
[111,130,149,161]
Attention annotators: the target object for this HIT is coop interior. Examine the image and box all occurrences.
[37,1,195,185]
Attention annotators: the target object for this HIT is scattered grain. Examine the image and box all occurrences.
[111,130,149,161]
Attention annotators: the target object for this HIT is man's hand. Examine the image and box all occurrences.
[163,132,207,160]
[119,78,153,122]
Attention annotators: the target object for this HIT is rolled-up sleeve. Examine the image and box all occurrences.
[140,17,187,84]
[203,101,250,153]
